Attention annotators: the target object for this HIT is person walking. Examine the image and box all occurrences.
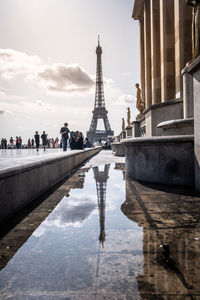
[31,138,34,148]
[1,138,4,149]
[60,122,70,152]
[70,131,77,150]
[55,137,59,148]
[27,139,31,148]
[84,137,92,148]
[10,137,14,149]
[34,131,40,151]
[19,136,22,148]
[4,138,7,149]
[52,138,55,148]
[77,132,84,149]
[41,131,47,151]
[16,136,20,149]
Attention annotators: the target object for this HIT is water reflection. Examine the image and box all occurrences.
[0,153,145,299]
[44,196,97,228]
[0,168,89,270]
[122,179,200,299]
[93,164,110,246]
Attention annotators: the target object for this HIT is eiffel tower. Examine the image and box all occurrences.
[87,36,114,144]
[93,164,110,246]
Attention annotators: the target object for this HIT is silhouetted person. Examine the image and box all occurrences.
[41,131,47,151]
[70,132,76,150]
[60,123,70,152]
[10,137,14,149]
[4,138,7,149]
[34,131,40,151]
[19,136,22,148]
[16,136,20,149]
[84,137,91,148]
[31,138,34,148]
[77,132,84,149]
[27,139,31,148]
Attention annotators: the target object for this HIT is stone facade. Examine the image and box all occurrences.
[132,0,193,136]
[114,1,197,189]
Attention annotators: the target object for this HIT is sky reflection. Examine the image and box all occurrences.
[0,160,143,299]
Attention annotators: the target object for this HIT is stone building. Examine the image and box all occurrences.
[113,0,200,191]
[132,0,193,137]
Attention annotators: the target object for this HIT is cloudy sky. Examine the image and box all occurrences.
[0,0,139,141]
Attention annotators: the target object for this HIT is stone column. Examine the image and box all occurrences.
[144,0,152,108]
[150,0,161,104]
[160,0,176,102]
[174,0,192,99]
[139,19,145,103]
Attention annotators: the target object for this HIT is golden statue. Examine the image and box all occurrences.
[122,118,125,131]
[135,83,145,115]
[186,0,200,59]
[127,107,131,128]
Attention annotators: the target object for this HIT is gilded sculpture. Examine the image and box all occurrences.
[186,0,200,59]
[135,83,145,115]
[122,118,125,131]
[127,107,131,128]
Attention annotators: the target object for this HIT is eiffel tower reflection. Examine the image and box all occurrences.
[93,164,110,247]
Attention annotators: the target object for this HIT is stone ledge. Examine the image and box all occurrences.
[124,136,194,187]
[0,149,100,180]
[0,147,101,223]
[112,142,125,157]
[143,98,182,114]
[157,118,194,128]
[182,55,200,74]
[120,135,194,145]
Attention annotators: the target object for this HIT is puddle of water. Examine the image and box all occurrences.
[1,151,200,299]
[0,153,143,299]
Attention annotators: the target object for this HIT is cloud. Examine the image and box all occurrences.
[0,49,41,79]
[44,196,97,228]
[115,94,136,106]
[0,49,94,94]
[0,90,27,103]
[35,100,54,111]
[38,63,95,93]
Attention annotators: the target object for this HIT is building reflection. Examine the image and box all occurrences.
[121,179,200,298]
[93,164,110,246]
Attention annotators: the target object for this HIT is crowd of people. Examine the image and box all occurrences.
[0,135,60,150]
[0,123,92,151]
[60,122,91,152]
[0,122,112,151]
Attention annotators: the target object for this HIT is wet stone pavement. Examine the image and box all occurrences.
[0,149,73,172]
[0,151,200,299]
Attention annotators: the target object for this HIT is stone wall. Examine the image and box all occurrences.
[122,136,194,186]
[0,148,101,223]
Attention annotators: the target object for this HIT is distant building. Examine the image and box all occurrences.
[87,37,114,144]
